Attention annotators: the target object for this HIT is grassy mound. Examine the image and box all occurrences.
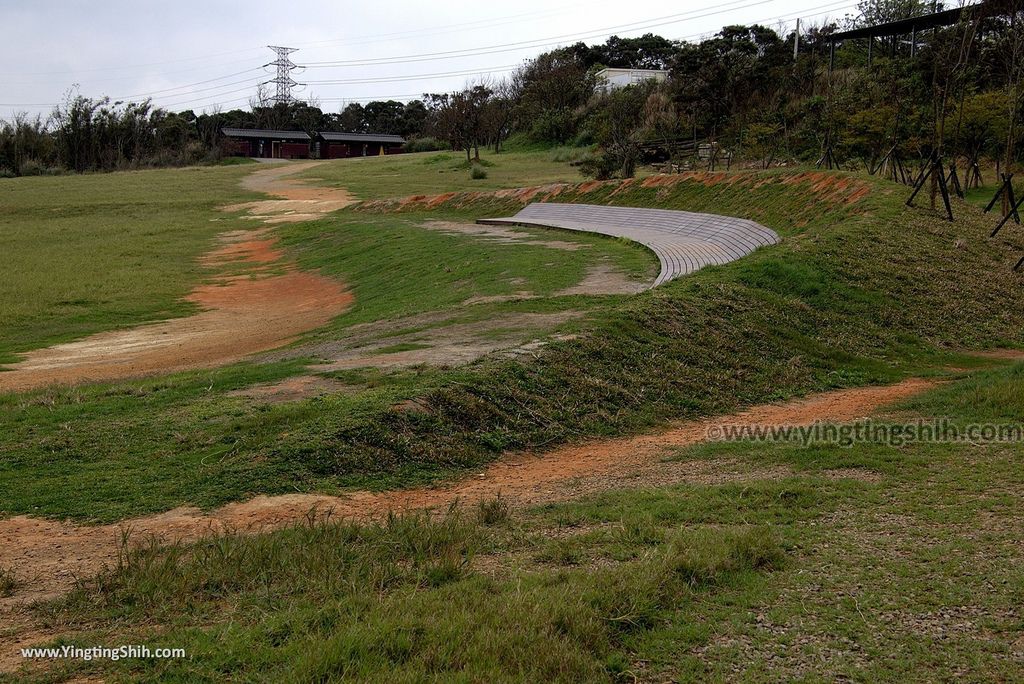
[274,170,1024,480]
[3,169,1022,522]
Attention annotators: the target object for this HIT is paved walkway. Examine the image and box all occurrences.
[479,203,780,287]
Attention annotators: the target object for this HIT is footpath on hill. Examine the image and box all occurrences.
[0,163,353,393]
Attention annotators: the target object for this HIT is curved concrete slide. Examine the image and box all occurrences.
[478,203,780,287]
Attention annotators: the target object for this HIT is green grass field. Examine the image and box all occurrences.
[11,363,1024,682]
[3,163,1024,523]
[296,147,617,201]
[3,152,1024,681]
[0,166,260,364]
[0,158,657,522]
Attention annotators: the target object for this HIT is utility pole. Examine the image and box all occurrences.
[267,46,301,104]
[794,18,800,60]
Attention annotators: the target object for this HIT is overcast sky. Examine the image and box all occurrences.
[0,0,859,118]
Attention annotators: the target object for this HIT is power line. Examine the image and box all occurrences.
[0,0,597,78]
[299,0,857,71]
[6,47,266,78]
[303,64,521,86]
[2,0,861,111]
[152,83,273,111]
[0,63,515,109]
[674,0,857,40]
[0,57,263,87]
[109,69,264,101]
[303,0,781,68]
[290,1,603,51]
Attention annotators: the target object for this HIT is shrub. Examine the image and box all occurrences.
[214,156,257,166]
[549,147,589,163]
[470,166,488,180]
[0,167,16,178]
[405,136,448,153]
[18,159,43,176]
[529,110,578,145]
[452,158,494,170]
[577,152,618,180]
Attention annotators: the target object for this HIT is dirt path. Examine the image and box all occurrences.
[0,377,933,616]
[223,160,353,223]
[0,163,353,393]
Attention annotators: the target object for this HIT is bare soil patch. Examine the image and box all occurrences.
[968,348,1024,361]
[318,311,585,370]
[227,374,355,403]
[555,261,650,296]
[263,310,586,374]
[0,166,354,393]
[420,220,588,251]
[0,273,351,393]
[221,161,354,223]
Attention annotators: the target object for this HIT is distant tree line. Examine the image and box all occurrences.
[2,0,1022,178]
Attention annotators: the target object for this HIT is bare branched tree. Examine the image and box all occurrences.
[1001,6,1024,214]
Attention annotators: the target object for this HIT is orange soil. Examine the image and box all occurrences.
[355,170,872,214]
[0,164,353,393]
[0,377,933,609]
[221,160,354,222]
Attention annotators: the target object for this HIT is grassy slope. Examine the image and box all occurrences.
[274,210,655,336]
[295,147,619,201]
[0,208,657,522]
[266,171,1024,483]
[3,169,1024,523]
[12,363,1024,682]
[0,165,259,364]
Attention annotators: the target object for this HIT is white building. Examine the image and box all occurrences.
[595,68,669,91]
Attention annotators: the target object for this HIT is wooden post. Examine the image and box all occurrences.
[989,174,1022,236]
[907,152,954,221]
[991,191,1024,237]
[947,164,963,198]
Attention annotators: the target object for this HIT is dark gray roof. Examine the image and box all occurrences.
[221,127,310,141]
[828,0,1012,41]
[319,131,405,144]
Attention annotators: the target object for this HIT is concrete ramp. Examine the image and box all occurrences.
[479,203,779,287]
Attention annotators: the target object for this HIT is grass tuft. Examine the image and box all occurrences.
[476,493,510,526]
[0,566,17,597]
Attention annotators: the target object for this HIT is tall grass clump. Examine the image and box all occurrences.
[37,503,787,682]
[0,566,17,597]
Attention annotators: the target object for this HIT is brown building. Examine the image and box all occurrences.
[319,132,406,158]
[221,128,311,159]
[221,128,405,160]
